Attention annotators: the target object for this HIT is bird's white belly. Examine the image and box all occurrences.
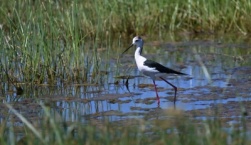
[138,65,158,79]
[135,55,159,79]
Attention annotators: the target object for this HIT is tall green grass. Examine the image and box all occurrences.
[1,0,251,38]
[1,0,251,86]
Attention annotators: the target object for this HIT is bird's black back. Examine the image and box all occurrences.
[144,59,186,75]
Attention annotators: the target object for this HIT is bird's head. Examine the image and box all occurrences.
[132,36,143,47]
[122,36,144,55]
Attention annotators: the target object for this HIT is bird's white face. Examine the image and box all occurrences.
[132,36,143,47]
[121,36,144,55]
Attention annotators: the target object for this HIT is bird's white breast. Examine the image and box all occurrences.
[134,47,158,72]
[135,55,159,79]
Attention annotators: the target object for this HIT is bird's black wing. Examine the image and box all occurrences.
[144,59,186,75]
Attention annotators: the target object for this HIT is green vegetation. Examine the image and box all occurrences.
[1,0,251,84]
[0,0,251,144]
[0,105,248,145]
[1,0,251,38]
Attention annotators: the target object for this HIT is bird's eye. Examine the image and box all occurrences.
[135,40,139,42]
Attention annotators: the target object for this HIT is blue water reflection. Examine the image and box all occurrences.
[55,40,251,122]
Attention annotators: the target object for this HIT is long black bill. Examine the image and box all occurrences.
[121,44,133,55]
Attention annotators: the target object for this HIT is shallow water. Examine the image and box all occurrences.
[2,35,251,127]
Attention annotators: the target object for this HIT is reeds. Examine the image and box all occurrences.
[1,0,251,85]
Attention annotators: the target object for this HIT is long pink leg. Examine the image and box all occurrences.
[160,77,177,104]
[152,80,160,105]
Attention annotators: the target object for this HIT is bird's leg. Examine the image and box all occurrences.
[152,80,160,105]
[159,77,177,104]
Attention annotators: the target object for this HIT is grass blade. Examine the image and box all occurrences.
[5,103,45,144]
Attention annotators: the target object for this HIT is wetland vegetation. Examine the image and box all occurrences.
[1,0,251,144]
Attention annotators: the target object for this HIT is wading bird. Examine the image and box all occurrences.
[122,36,186,105]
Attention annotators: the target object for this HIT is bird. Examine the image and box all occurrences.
[122,36,186,105]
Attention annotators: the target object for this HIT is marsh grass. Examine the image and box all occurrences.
[1,0,251,87]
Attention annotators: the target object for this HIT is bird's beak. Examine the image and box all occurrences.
[122,44,133,55]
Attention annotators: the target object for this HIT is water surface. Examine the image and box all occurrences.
[2,35,251,127]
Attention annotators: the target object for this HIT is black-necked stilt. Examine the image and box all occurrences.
[122,36,186,105]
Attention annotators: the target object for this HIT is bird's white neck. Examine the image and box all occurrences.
[135,46,143,57]
[134,46,146,69]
